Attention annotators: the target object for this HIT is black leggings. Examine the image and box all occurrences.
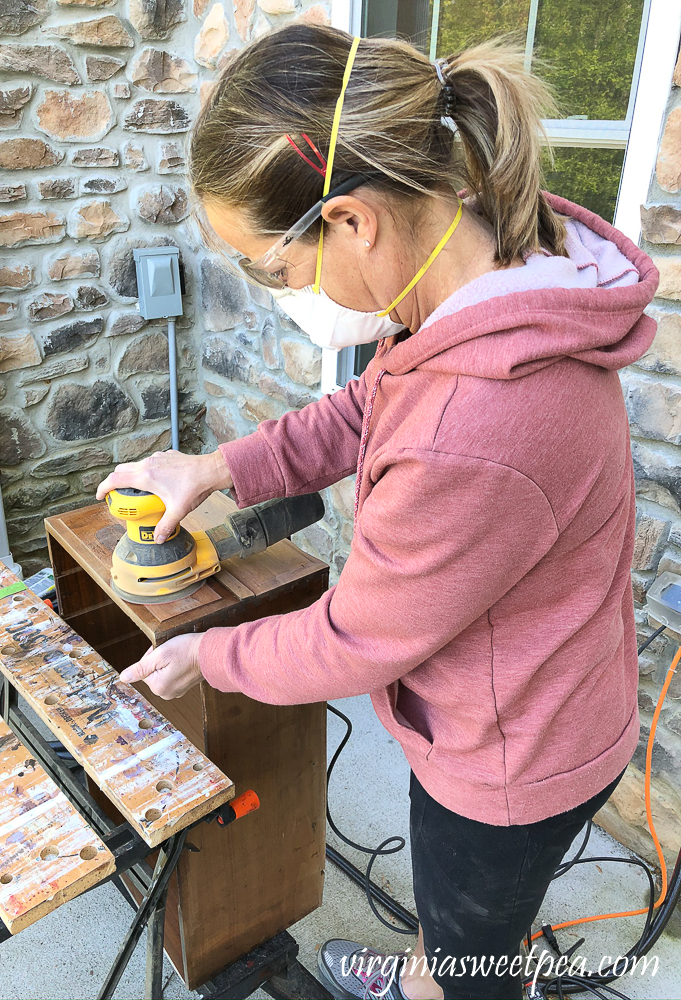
[409,768,625,1000]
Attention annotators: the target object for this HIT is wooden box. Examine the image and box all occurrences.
[45,492,329,990]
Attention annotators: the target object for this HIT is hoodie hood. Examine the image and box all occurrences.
[382,191,660,380]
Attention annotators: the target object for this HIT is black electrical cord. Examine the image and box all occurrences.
[326,627,681,998]
[525,625,681,999]
[637,623,666,656]
[325,703,418,935]
[552,820,593,881]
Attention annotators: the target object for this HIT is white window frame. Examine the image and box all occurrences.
[323,0,679,395]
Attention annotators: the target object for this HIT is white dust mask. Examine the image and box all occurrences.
[272,285,404,351]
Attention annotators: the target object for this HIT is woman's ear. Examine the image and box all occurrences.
[321,194,378,249]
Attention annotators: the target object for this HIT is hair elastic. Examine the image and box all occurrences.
[434,57,458,135]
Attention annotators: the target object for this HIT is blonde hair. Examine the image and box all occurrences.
[189,25,568,267]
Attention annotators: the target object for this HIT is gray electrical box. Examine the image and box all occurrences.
[646,571,681,638]
[133,246,183,319]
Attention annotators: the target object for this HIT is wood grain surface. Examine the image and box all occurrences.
[0,562,234,848]
[0,717,115,934]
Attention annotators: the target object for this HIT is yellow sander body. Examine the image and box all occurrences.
[108,488,220,604]
[106,487,326,605]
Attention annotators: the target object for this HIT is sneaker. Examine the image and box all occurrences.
[317,939,409,999]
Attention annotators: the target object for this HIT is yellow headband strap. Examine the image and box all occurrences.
[375,199,464,317]
[313,35,361,294]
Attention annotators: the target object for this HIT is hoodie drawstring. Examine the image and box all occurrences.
[354,367,387,529]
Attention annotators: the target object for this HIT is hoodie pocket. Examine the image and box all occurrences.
[371,681,434,760]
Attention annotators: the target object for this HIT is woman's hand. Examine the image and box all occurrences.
[96,449,233,543]
[119,634,205,699]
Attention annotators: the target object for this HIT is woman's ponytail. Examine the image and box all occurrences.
[438,36,568,266]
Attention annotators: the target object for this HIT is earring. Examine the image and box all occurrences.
[364,240,371,247]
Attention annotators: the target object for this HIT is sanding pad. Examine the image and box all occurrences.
[111,578,207,606]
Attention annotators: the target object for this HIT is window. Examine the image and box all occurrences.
[324,0,676,392]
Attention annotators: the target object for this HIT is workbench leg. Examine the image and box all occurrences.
[145,885,168,1000]
[98,832,186,1000]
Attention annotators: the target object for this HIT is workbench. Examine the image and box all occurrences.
[0,490,332,998]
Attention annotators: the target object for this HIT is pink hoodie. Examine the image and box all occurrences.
[199,191,660,826]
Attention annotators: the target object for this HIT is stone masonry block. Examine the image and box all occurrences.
[638,309,681,377]
[641,204,681,245]
[36,89,114,143]
[123,98,190,132]
[71,146,118,167]
[47,379,137,441]
[632,511,671,571]
[42,15,134,47]
[135,183,188,224]
[0,210,65,247]
[37,177,77,199]
[0,44,80,84]
[47,249,100,280]
[0,408,46,465]
[280,336,322,387]
[0,263,34,288]
[620,370,681,446]
[0,0,48,34]
[656,107,681,193]
[194,4,229,67]
[67,199,129,241]
[654,257,681,300]
[86,54,125,81]
[0,137,63,169]
[28,292,74,322]
[199,257,248,331]
[0,331,41,373]
[0,184,26,203]
[129,47,196,92]
[129,0,187,38]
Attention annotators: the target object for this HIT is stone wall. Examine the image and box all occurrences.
[594,48,681,866]
[0,0,346,580]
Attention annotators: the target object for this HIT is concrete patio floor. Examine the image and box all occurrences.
[1,693,679,1000]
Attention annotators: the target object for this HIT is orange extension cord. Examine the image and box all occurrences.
[530,640,681,944]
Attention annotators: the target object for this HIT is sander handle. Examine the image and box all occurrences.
[254,493,325,548]
[206,492,325,561]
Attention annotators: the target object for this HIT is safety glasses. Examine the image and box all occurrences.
[236,173,374,290]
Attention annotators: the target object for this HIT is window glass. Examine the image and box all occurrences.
[532,0,645,121]
[427,0,645,123]
[541,147,625,222]
[429,0,532,55]
[354,342,378,377]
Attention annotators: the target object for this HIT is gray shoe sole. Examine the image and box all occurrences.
[316,949,363,1000]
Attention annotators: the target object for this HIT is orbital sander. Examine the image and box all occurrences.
[106,487,325,605]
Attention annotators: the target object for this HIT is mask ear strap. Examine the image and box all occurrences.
[375,199,464,318]
[313,35,361,294]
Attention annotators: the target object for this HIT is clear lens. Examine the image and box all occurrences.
[238,257,288,289]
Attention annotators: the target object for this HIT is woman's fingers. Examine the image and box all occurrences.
[96,462,145,500]
[119,645,156,684]
[120,635,204,699]
[154,508,183,544]
[96,451,189,505]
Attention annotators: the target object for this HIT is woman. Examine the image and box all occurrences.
[97,24,660,1000]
